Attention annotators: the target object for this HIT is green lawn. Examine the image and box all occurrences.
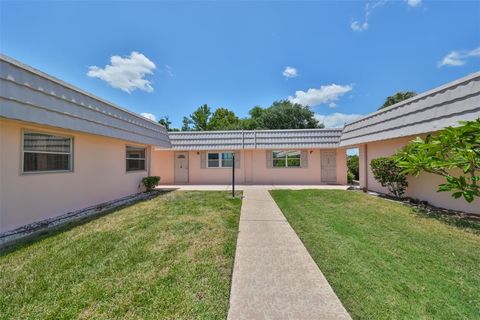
[0,191,242,320]
[270,189,480,320]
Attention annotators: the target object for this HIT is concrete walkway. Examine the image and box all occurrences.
[157,184,348,191]
[227,188,351,320]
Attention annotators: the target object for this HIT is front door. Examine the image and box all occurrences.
[321,151,337,183]
[174,152,189,184]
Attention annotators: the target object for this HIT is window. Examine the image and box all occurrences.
[207,152,234,168]
[272,150,301,168]
[126,146,146,171]
[23,131,73,173]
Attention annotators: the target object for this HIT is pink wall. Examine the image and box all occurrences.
[360,137,480,214]
[0,119,152,232]
[152,150,175,184]
[153,148,347,185]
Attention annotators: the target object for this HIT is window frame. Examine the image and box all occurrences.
[206,151,235,168]
[126,145,147,172]
[272,150,302,168]
[21,129,74,175]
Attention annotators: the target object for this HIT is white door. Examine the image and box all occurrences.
[321,151,337,183]
[174,152,189,184]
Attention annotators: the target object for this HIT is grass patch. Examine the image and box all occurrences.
[270,189,480,319]
[0,191,242,320]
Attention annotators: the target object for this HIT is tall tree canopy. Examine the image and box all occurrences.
[256,100,324,129]
[209,108,241,130]
[189,104,211,130]
[379,91,417,110]
[158,116,172,130]
[180,100,325,131]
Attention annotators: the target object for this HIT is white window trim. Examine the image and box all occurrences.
[272,150,302,168]
[126,145,147,172]
[21,129,74,175]
[207,151,234,168]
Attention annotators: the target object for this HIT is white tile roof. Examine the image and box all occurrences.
[339,71,480,147]
[166,128,342,150]
[0,54,171,147]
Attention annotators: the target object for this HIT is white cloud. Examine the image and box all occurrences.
[87,51,156,93]
[407,0,422,7]
[351,0,421,32]
[351,1,385,32]
[315,113,363,128]
[288,84,352,107]
[439,47,480,67]
[165,64,173,77]
[351,20,369,32]
[140,113,157,122]
[283,66,298,78]
[328,102,337,108]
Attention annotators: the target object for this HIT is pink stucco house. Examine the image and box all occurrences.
[340,72,480,214]
[0,54,479,237]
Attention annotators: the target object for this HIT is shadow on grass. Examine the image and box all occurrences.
[410,206,480,235]
[371,191,480,235]
[0,190,174,256]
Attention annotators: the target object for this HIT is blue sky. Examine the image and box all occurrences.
[1,0,479,128]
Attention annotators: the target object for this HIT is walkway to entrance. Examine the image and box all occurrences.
[227,187,351,319]
[155,185,351,319]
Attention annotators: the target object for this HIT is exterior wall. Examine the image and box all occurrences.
[361,136,480,214]
[335,148,348,185]
[0,119,152,233]
[152,150,175,184]
[248,149,320,184]
[358,144,367,189]
[153,148,347,185]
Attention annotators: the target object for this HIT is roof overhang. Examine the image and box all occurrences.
[0,55,171,148]
[339,71,480,147]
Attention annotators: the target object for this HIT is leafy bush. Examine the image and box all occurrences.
[142,176,160,191]
[370,157,408,198]
[347,155,359,181]
[394,119,480,203]
[347,171,355,184]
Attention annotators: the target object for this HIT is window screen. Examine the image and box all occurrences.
[23,132,72,172]
[126,146,146,171]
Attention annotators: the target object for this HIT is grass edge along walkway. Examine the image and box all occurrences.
[270,189,480,320]
[0,191,242,320]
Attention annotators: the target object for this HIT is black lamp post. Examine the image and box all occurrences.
[232,153,235,197]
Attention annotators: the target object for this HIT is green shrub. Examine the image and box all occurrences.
[394,119,480,203]
[347,155,359,180]
[142,176,160,191]
[347,171,355,184]
[370,157,408,198]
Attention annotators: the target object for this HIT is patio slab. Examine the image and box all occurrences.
[227,187,351,320]
[156,184,349,191]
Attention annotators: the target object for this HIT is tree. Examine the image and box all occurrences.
[180,100,325,131]
[189,104,211,131]
[347,155,359,181]
[181,116,193,131]
[158,116,172,131]
[250,100,324,130]
[370,157,408,198]
[379,91,416,110]
[208,108,241,130]
[394,119,480,203]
